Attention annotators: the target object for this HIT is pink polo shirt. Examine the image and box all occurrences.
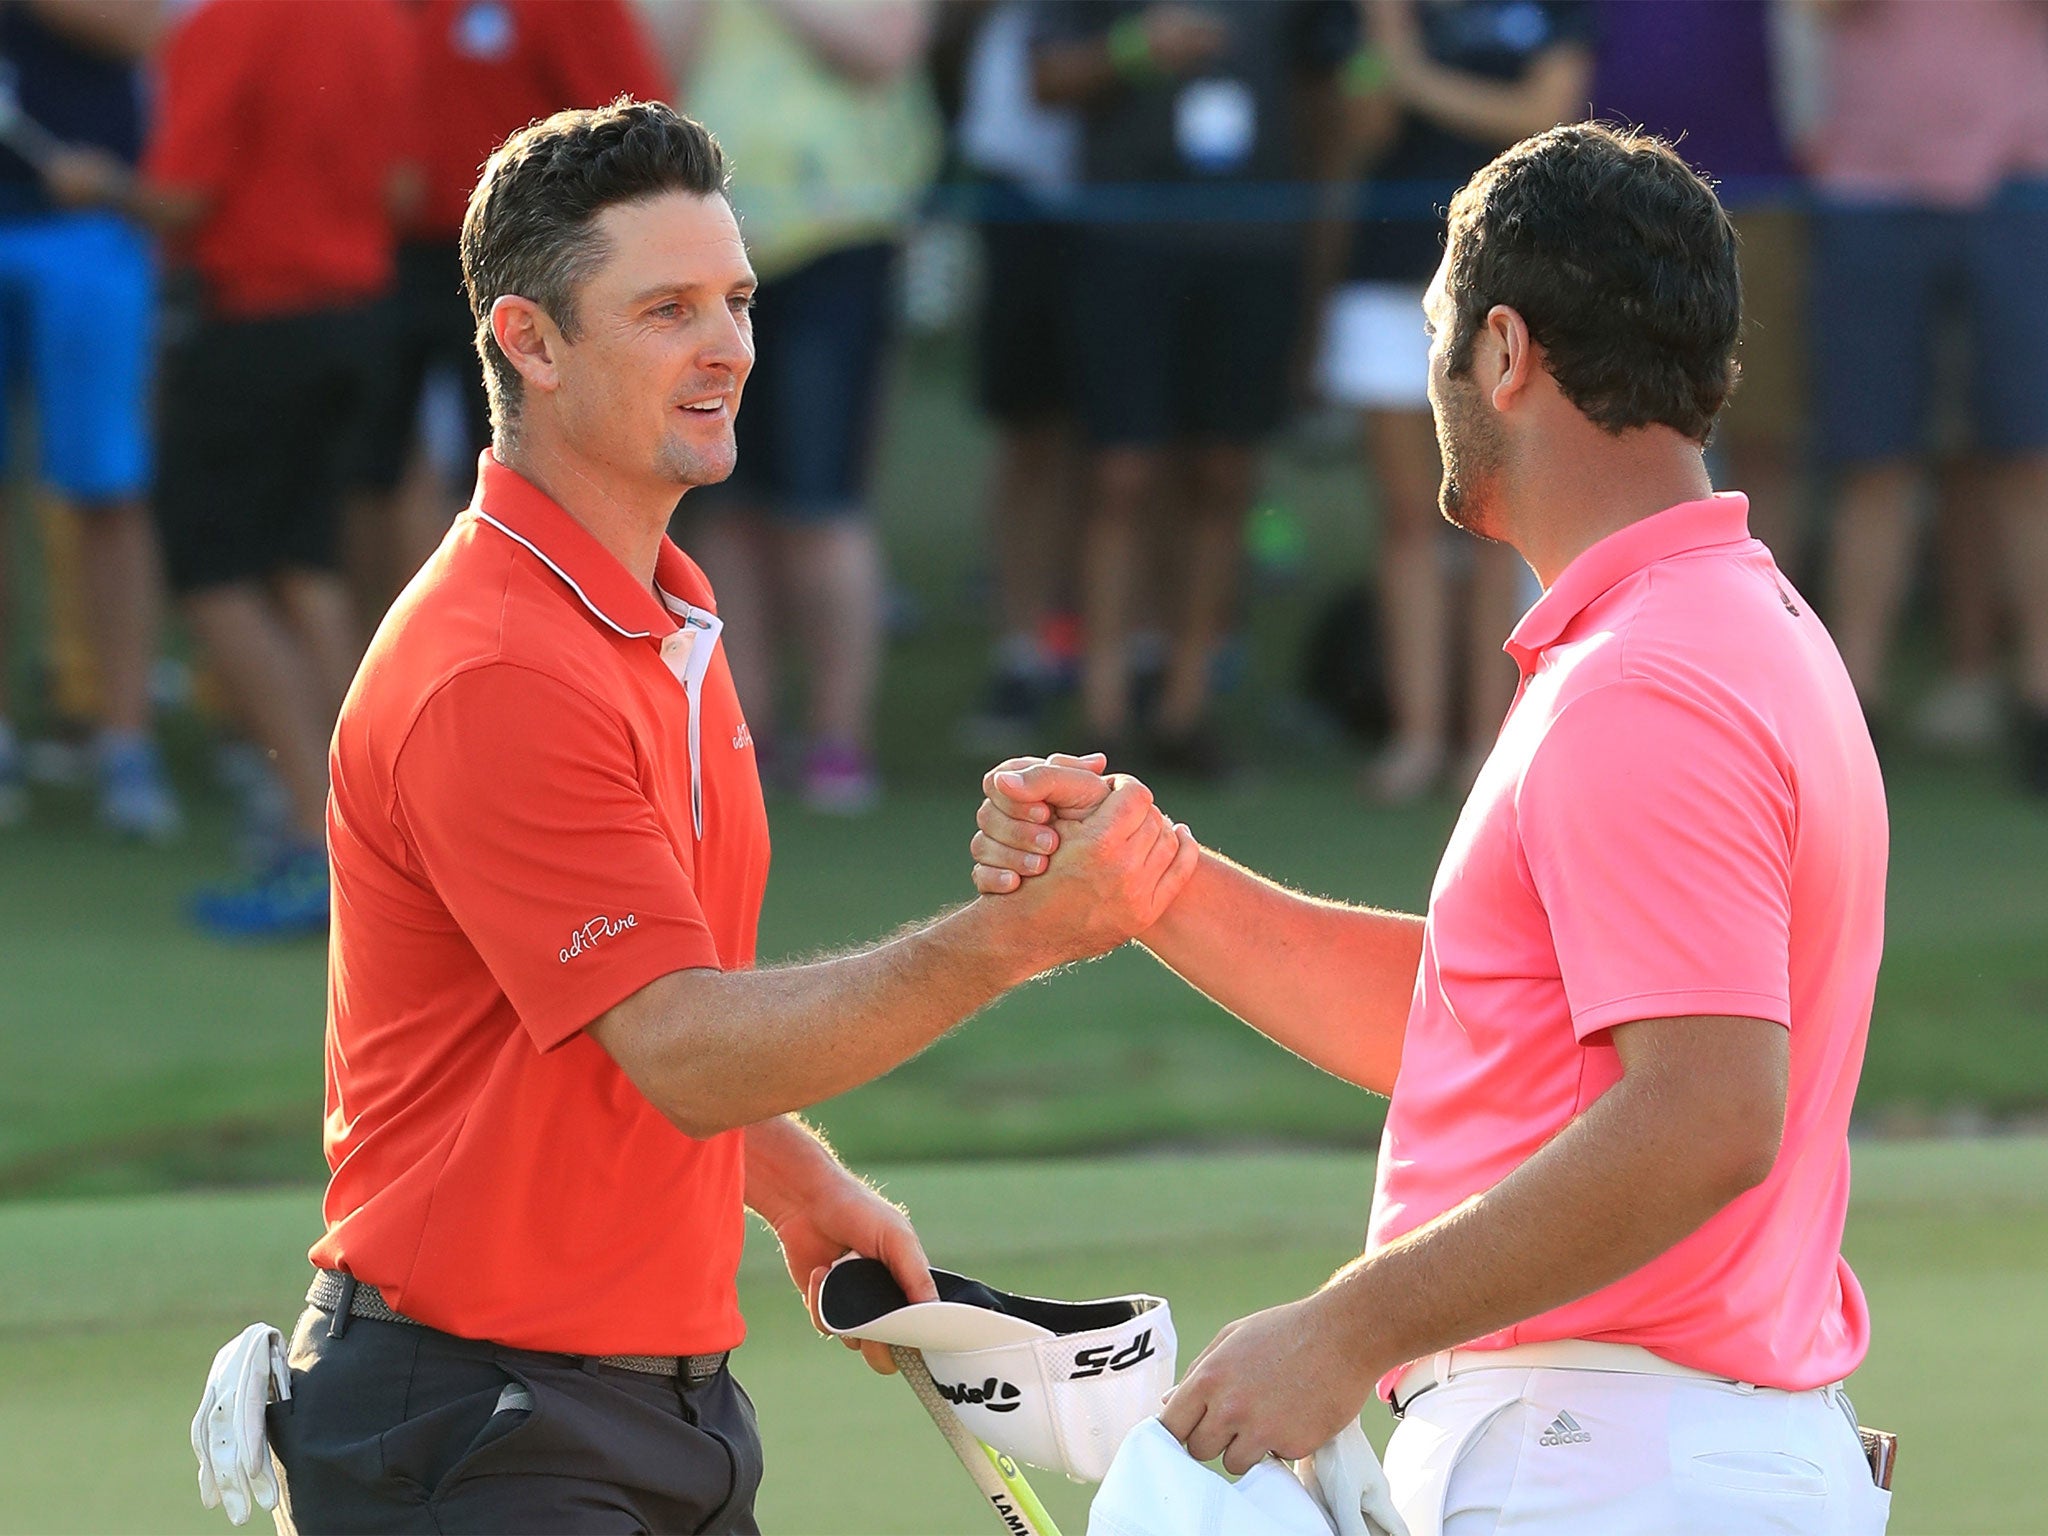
[1367,494,1886,1394]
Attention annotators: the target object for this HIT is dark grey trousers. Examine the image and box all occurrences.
[267,1307,763,1534]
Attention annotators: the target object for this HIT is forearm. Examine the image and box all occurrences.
[598,899,1045,1138]
[1317,1064,1768,1381]
[1140,849,1421,1095]
[762,0,930,83]
[1394,49,1589,148]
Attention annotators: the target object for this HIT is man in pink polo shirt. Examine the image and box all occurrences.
[973,123,1891,1533]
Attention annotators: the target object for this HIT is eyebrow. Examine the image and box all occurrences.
[627,273,758,306]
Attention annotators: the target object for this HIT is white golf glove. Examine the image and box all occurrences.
[191,1323,290,1526]
[1296,1422,1409,1536]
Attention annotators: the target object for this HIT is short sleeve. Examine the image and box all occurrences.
[1516,680,1795,1039]
[393,664,723,1051]
[539,0,670,109]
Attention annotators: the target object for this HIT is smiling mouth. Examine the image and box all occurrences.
[679,399,728,415]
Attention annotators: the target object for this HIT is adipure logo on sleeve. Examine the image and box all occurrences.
[560,913,638,963]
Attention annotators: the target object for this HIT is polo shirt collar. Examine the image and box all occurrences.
[468,451,703,642]
[1506,492,1752,669]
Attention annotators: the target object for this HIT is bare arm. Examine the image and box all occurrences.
[592,778,1196,1138]
[1138,852,1420,1094]
[1163,1013,1790,1469]
[1389,43,1591,147]
[744,1113,938,1372]
[1032,4,1227,106]
[24,0,164,59]
[972,762,1422,1094]
[761,0,932,85]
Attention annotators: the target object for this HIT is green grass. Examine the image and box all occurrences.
[2,1141,2043,1534]
[3,337,2048,1193]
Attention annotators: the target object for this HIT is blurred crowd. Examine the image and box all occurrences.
[1,0,2044,939]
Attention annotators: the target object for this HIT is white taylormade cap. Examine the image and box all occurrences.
[1088,1419,1337,1536]
[818,1258,1176,1484]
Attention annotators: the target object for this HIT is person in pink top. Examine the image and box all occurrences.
[973,123,1893,1534]
[1797,0,2048,794]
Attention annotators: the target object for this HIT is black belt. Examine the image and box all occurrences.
[306,1270,729,1386]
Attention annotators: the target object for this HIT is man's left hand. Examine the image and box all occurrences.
[1160,1291,1378,1474]
[769,1167,936,1376]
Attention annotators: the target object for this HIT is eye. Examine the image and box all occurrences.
[730,293,756,315]
[651,302,682,320]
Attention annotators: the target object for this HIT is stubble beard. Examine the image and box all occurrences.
[1434,372,1506,540]
[654,428,736,490]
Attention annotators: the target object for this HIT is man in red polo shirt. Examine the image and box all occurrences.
[253,100,1196,1533]
[975,125,1892,1534]
[60,0,419,935]
[352,0,666,615]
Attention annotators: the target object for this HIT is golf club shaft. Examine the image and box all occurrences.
[891,1346,1063,1536]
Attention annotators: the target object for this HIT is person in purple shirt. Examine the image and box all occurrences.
[1590,0,1807,574]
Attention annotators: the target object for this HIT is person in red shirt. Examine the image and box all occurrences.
[255,100,1197,1533]
[352,0,666,619]
[55,0,420,936]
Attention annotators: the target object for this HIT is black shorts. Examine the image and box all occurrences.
[355,239,493,492]
[690,241,896,523]
[976,193,1075,425]
[1071,229,1302,448]
[154,298,394,594]
[269,1306,764,1534]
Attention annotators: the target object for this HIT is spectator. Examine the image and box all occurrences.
[0,0,180,839]
[1799,0,2048,792]
[1035,0,1356,778]
[656,0,941,813]
[348,0,666,627]
[953,0,1084,750]
[51,0,419,932]
[1591,0,1807,574]
[1319,0,1590,802]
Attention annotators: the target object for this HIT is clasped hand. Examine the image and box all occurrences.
[971,753,1199,962]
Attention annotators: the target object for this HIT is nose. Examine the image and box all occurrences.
[698,305,754,382]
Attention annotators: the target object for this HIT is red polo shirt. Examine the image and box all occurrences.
[410,0,667,239]
[146,0,416,318]
[316,453,771,1355]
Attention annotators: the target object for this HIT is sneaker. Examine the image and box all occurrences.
[1143,719,1236,784]
[1910,673,2004,753]
[216,740,294,867]
[191,843,330,940]
[802,741,879,815]
[957,668,1049,756]
[0,725,23,828]
[1363,737,1448,806]
[98,734,184,843]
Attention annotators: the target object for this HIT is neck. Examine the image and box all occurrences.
[1505,427,1715,589]
[497,424,674,591]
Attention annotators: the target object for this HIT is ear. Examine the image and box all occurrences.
[490,294,563,399]
[1484,303,1537,413]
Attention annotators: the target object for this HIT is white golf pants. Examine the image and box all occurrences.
[1383,1359,1892,1535]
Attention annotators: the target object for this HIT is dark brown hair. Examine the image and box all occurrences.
[460,98,727,438]
[1442,123,1742,444]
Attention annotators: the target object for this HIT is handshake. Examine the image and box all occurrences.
[966,752,1202,971]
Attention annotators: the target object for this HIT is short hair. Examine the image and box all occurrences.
[1442,123,1742,444]
[460,98,727,440]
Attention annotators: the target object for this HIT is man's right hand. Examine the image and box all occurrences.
[974,759,1197,968]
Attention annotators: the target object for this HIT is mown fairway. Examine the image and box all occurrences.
[1,1141,2042,1535]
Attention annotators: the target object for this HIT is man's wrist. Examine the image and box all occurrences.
[743,1116,843,1225]
[957,894,1062,989]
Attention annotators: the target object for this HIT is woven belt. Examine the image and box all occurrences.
[306,1270,728,1386]
[1391,1339,1737,1416]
